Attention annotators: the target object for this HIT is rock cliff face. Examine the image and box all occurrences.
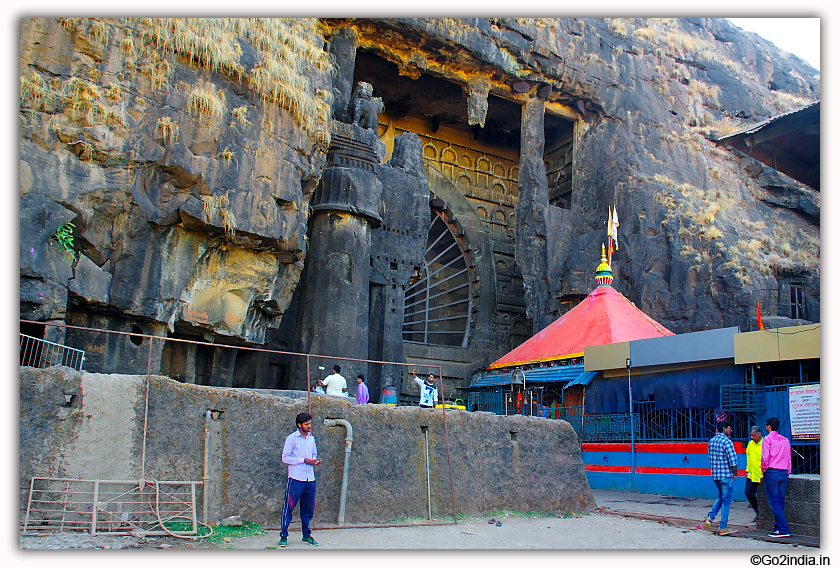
[20,19,332,347]
[20,18,819,386]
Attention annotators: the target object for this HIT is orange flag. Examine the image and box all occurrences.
[757,302,764,330]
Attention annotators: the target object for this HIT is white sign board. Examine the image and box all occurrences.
[788,383,820,440]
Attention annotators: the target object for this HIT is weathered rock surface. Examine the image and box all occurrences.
[20,367,596,524]
[20,18,329,345]
[20,18,819,379]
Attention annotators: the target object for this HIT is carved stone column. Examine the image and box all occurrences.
[515,97,552,333]
[467,77,490,128]
[291,121,383,390]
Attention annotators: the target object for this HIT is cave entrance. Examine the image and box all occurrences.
[354,49,576,354]
[353,50,576,210]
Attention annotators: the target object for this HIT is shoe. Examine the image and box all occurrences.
[719,527,737,536]
[278,537,288,547]
[752,515,759,523]
[302,535,319,546]
[488,518,496,524]
[768,531,790,538]
[704,517,713,530]
[496,521,502,527]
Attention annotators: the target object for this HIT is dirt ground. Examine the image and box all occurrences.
[20,512,799,551]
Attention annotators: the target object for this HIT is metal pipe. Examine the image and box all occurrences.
[307,355,311,415]
[434,364,458,525]
[626,357,635,489]
[19,319,452,371]
[203,410,212,525]
[141,337,153,481]
[424,428,432,520]
[323,418,353,525]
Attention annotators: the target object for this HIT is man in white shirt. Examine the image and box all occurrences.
[279,412,322,547]
[412,369,439,409]
[318,365,347,396]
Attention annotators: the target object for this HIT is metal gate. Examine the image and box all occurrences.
[23,478,200,536]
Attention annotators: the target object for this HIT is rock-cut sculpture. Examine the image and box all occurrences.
[350,81,384,131]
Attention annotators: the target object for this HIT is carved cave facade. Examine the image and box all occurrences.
[20,18,820,405]
[164,25,578,402]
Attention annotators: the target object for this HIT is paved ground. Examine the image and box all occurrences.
[20,489,813,552]
[593,488,757,526]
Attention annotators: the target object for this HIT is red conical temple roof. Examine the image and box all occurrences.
[488,286,674,369]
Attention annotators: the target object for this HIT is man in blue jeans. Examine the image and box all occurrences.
[279,412,322,547]
[762,416,792,538]
[704,420,738,535]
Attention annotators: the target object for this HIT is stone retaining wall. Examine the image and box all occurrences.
[20,367,595,525]
[757,474,819,537]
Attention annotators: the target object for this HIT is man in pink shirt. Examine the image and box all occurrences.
[761,416,792,538]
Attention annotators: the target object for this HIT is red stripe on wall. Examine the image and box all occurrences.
[635,466,711,475]
[585,464,632,473]
[582,442,746,453]
[588,466,748,476]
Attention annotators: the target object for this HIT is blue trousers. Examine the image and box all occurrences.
[763,468,790,534]
[708,478,735,528]
[280,478,316,538]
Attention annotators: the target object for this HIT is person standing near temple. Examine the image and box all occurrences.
[745,426,763,522]
[356,374,369,404]
[279,412,322,547]
[762,416,792,538]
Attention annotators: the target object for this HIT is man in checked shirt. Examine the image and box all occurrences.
[704,420,739,535]
[278,412,322,547]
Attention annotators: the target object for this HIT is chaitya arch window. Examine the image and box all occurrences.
[402,213,472,347]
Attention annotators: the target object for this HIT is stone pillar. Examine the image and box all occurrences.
[183,342,198,384]
[291,121,383,390]
[208,347,237,387]
[467,77,490,128]
[515,97,552,333]
[329,27,358,123]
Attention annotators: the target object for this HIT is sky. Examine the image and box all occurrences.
[727,18,820,70]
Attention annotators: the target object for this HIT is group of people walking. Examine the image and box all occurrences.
[705,416,793,538]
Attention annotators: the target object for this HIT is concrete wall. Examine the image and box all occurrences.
[20,367,595,525]
[757,474,819,537]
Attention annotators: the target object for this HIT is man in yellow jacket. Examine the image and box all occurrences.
[745,425,763,523]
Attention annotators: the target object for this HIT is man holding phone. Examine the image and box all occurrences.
[279,412,322,547]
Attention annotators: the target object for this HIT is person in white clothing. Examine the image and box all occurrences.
[412,369,439,409]
[318,365,347,396]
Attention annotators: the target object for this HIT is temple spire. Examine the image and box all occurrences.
[596,243,613,287]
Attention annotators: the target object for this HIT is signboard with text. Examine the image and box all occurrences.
[789,383,820,440]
